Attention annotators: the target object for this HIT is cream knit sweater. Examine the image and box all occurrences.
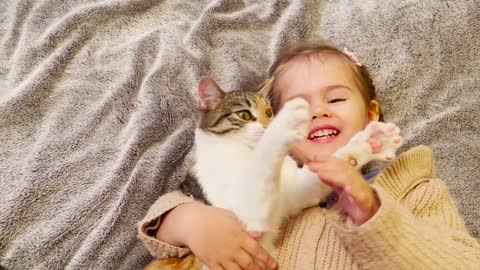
[138,146,480,269]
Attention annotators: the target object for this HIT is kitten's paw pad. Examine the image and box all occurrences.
[363,121,402,161]
[278,97,310,143]
[341,121,402,167]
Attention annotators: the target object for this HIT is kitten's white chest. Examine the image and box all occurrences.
[194,131,256,210]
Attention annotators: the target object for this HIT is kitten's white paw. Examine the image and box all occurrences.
[276,97,310,145]
[362,121,402,161]
[338,121,402,167]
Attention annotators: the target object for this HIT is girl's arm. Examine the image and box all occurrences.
[138,191,194,258]
[329,146,480,269]
[138,191,277,270]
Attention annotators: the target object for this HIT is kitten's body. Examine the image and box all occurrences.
[193,119,330,253]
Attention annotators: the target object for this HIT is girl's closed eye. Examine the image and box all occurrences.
[325,88,350,104]
[328,98,347,103]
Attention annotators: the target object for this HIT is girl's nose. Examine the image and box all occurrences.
[310,100,333,120]
[312,111,332,120]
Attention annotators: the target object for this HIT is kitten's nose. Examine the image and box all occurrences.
[258,116,271,127]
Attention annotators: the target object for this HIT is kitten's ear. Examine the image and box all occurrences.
[198,76,226,110]
[256,77,274,102]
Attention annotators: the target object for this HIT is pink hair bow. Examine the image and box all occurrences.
[343,47,362,67]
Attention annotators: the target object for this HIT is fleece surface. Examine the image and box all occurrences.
[0,0,478,269]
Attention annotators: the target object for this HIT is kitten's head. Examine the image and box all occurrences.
[197,76,274,147]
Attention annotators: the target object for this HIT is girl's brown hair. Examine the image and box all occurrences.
[260,42,383,120]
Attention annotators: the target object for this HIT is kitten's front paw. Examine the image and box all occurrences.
[337,121,402,167]
[275,97,310,145]
[363,122,402,161]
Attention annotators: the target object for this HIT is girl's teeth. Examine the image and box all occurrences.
[309,129,339,140]
[322,129,332,136]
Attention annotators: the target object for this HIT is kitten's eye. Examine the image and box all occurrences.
[329,98,346,103]
[265,108,273,118]
[236,110,253,121]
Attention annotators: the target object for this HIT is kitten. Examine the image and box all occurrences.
[147,77,402,270]
[182,77,331,254]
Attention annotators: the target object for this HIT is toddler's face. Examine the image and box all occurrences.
[274,54,379,162]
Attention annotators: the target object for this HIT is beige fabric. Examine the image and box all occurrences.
[138,191,194,259]
[139,146,480,269]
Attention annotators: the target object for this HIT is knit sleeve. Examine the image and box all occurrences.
[330,180,480,269]
[137,191,195,259]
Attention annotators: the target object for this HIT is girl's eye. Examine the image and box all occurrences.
[329,98,346,103]
[236,110,253,121]
[265,108,273,118]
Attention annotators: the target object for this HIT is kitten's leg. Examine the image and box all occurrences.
[282,161,333,214]
[333,121,402,168]
[236,98,310,232]
[287,121,402,212]
[251,97,310,190]
[261,97,311,155]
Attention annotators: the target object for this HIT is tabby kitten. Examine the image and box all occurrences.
[180,76,332,256]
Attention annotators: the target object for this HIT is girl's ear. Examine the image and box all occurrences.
[198,76,225,110]
[367,100,380,122]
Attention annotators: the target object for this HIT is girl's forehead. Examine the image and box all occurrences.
[275,54,358,90]
[285,53,351,73]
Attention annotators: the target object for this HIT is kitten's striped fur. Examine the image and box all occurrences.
[198,81,273,135]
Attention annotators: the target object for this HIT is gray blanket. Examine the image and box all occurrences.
[0,0,478,269]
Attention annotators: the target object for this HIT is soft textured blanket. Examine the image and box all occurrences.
[0,0,478,269]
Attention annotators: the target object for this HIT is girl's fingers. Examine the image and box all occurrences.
[317,175,345,191]
[309,164,349,189]
[210,264,225,270]
[248,232,264,240]
[234,250,263,270]
[309,159,373,203]
[312,154,328,162]
[307,162,336,175]
[241,238,277,269]
[308,156,344,172]
[222,261,242,270]
[352,188,371,206]
[307,156,380,225]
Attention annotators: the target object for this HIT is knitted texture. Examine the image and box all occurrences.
[139,146,480,269]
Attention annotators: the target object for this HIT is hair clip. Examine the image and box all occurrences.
[343,47,362,67]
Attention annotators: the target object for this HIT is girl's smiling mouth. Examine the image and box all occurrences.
[308,125,341,143]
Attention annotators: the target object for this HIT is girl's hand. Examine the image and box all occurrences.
[156,201,277,270]
[307,156,380,227]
